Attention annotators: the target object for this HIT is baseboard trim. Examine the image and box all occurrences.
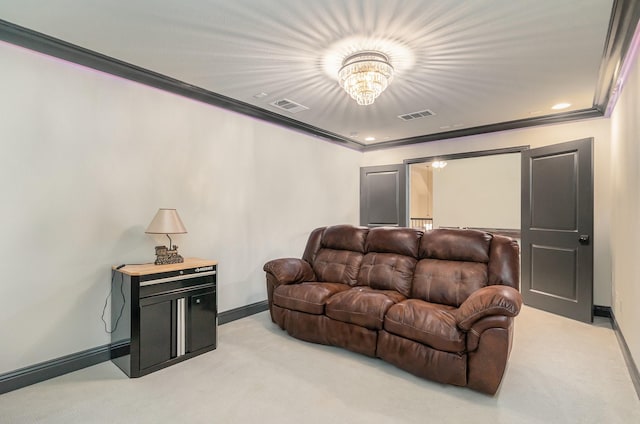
[610,310,640,400]
[0,340,128,395]
[0,301,268,395]
[218,300,269,325]
[593,305,612,318]
[2,301,637,399]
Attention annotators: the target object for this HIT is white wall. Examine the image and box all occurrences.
[363,118,613,307]
[0,42,361,374]
[432,154,520,229]
[610,43,640,372]
[2,34,633,377]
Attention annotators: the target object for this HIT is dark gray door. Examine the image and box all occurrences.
[521,138,593,322]
[360,164,407,227]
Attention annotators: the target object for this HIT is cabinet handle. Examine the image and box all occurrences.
[176,298,186,356]
[140,270,216,286]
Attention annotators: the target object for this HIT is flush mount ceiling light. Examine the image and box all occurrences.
[338,51,394,106]
[551,102,572,110]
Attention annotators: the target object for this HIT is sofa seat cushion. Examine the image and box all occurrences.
[384,299,465,353]
[326,287,406,330]
[273,282,350,315]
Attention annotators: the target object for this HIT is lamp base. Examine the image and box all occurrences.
[153,245,184,265]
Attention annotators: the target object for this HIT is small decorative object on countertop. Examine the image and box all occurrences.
[145,208,187,265]
[153,245,184,265]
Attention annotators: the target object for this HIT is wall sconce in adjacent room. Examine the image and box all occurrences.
[145,208,187,265]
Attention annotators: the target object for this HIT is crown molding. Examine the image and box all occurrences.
[2,0,639,153]
[594,0,640,115]
[0,19,364,151]
[362,108,603,151]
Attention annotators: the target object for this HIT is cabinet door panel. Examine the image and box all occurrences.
[187,291,217,352]
[140,300,173,370]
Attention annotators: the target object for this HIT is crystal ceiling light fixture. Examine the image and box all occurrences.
[338,51,394,106]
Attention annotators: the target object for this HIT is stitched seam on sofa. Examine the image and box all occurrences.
[455,274,460,306]
[362,255,374,286]
[460,305,516,328]
[329,306,383,320]
[426,274,432,303]
[328,313,382,328]
[385,316,461,342]
[328,308,382,318]
[274,294,324,307]
[412,270,434,302]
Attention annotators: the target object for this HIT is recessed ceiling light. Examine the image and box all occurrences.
[253,92,268,99]
[364,136,376,141]
[551,102,571,110]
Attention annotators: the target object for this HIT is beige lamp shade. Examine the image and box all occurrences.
[145,208,187,234]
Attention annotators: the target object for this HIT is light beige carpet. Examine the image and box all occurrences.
[1,306,639,423]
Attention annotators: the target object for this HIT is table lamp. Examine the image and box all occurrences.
[145,208,187,265]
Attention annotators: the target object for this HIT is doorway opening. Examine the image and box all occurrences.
[406,147,525,237]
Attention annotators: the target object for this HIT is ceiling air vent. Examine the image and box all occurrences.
[270,98,309,114]
[398,109,435,121]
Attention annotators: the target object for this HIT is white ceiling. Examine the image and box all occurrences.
[0,0,620,148]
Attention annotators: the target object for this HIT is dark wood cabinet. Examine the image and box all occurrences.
[111,258,218,377]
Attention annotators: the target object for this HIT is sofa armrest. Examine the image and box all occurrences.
[455,285,522,331]
[263,258,315,287]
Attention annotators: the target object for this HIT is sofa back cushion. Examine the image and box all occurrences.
[322,225,368,252]
[419,229,491,262]
[412,229,492,307]
[488,235,520,290]
[411,259,488,307]
[356,227,421,297]
[364,227,422,258]
[312,225,368,286]
[357,254,417,297]
[313,250,364,286]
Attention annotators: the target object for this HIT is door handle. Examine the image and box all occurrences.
[579,235,590,245]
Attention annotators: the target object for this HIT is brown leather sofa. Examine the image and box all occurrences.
[263,225,522,394]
